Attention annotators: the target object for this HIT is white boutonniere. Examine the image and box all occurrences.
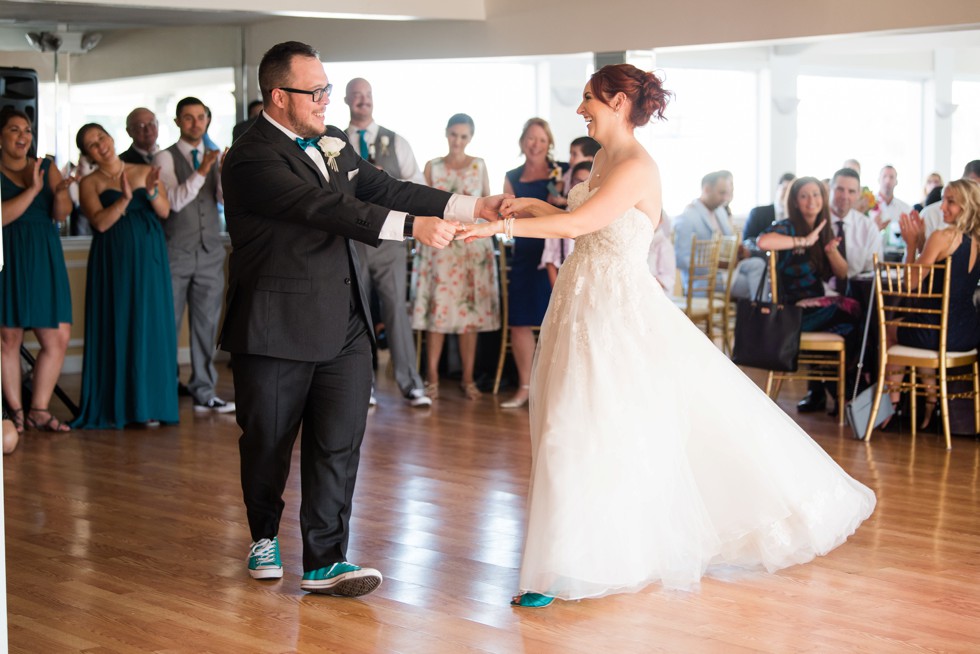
[380,135,390,157]
[317,136,345,172]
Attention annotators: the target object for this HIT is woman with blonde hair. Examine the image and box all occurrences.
[885,179,980,426]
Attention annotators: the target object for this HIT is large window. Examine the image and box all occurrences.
[951,80,980,179]
[796,75,924,203]
[632,67,761,220]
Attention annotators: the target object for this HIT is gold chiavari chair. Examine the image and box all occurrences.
[863,254,980,449]
[710,235,740,353]
[764,252,847,425]
[671,236,721,337]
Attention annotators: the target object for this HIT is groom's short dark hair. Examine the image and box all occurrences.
[259,41,321,105]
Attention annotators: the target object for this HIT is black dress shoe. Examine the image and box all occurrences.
[797,390,826,413]
[177,382,192,397]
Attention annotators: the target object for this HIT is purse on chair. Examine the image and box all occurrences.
[845,270,894,440]
[731,253,802,372]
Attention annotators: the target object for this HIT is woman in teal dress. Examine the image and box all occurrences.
[0,109,74,433]
[71,123,178,429]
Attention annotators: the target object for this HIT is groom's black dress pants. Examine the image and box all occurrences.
[233,306,373,572]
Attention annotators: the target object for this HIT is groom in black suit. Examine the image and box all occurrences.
[220,41,504,596]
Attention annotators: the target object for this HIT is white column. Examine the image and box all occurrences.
[766,48,799,202]
[923,48,955,182]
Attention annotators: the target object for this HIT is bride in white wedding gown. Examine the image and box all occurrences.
[460,64,875,607]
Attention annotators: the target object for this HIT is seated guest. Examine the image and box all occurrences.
[743,172,795,249]
[883,179,980,427]
[673,170,734,291]
[829,167,881,283]
[757,177,862,415]
[0,108,74,433]
[921,160,980,240]
[72,123,178,429]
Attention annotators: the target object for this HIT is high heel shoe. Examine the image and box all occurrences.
[460,382,482,401]
[25,408,71,432]
[500,385,530,409]
[9,408,24,434]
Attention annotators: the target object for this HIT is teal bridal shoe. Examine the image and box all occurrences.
[511,592,555,608]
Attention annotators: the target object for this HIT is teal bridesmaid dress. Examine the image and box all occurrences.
[0,158,72,328]
[72,188,178,428]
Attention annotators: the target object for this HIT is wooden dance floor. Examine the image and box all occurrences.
[5,360,980,653]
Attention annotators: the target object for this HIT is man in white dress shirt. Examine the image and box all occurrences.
[344,78,430,407]
[154,97,235,414]
[672,170,734,292]
[876,165,912,252]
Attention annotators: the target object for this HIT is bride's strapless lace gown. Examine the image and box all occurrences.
[519,183,876,600]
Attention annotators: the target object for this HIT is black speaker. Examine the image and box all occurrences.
[0,67,39,152]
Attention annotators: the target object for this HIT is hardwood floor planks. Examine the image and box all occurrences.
[5,363,980,653]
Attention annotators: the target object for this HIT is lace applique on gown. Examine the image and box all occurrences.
[519,183,876,599]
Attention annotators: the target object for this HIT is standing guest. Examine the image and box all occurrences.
[553,136,600,209]
[501,117,568,409]
[71,123,177,429]
[0,109,74,433]
[232,100,264,143]
[540,160,592,286]
[345,77,431,407]
[758,177,862,415]
[460,65,873,608]
[220,41,504,595]
[412,113,500,400]
[672,170,734,290]
[119,107,159,165]
[154,97,235,414]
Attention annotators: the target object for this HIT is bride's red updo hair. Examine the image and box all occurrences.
[589,64,671,127]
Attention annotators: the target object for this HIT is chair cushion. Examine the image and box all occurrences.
[800,332,845,343]
[887,344,978,360]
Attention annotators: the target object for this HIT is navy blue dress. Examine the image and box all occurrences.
[505,162,568,326]
[898,234,980,352]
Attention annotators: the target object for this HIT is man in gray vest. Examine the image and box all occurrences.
[154,96,235,414]
[344,78,430,407]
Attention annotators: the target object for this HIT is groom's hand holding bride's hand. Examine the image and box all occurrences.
[413,216,460,249]
[474,193,513,222]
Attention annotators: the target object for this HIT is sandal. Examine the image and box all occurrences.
[26,408,71,433]
[511,592,555,608]
[424,381,439,400]
[460,382,482,401]
[9,408,25,434]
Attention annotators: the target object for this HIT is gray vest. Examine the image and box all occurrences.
[165,143,223,254]
[373,126,402,179]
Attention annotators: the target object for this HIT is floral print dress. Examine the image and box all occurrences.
[411,157,501,333]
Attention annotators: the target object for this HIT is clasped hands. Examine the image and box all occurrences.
[412,193,512,249]
[455,196,553,243]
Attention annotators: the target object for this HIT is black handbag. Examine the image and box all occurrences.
[731,254,803,372]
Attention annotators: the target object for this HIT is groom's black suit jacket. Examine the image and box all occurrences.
[219,116,451,362]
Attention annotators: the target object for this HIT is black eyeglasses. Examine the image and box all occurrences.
[277,85,333,102]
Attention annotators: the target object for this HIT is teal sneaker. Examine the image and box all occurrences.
[300,562,382,596]
[247,537,282,579]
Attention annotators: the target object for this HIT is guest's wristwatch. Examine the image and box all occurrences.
[403,214,416,238]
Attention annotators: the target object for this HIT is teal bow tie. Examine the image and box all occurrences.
[295,136,319,150]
